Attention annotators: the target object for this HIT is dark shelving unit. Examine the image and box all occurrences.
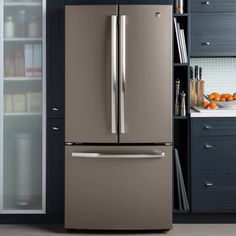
[173,0,190,214]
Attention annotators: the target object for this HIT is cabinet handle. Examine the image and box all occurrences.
[204,124,212,130]
[52,127,59,131]
[204,144,213,149]
[205,181,214,187]
[202,42,210,46]
[52,107,59,111]
[201,1,210,5]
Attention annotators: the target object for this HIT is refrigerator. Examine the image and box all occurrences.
[65,4,173,230]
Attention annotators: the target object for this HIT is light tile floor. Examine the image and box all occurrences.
[0,224,236,236]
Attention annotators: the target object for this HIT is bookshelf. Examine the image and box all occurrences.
[173,0,190,213]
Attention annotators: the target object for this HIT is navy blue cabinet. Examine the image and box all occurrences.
[191,118,236,212]
[46,119,65,220]
[191,13,236,57]
[47,0,65,118]
[190,0,236,13]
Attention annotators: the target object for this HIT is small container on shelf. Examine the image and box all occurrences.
[175,0,184,14]
[5,52,15,77]
[4,16,15,38]
[15,50,25,76]
[17,9,26,37]
[28,16,41,38]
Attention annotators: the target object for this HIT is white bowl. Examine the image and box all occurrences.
[204,94,236,108]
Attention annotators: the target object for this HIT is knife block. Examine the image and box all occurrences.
[197,80,205,106]
[190,80,197,107]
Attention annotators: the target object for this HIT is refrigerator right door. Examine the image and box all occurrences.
[119,5,172,143]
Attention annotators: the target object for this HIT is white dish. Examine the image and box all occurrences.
[204,94,236,108]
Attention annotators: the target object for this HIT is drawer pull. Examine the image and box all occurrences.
[204,144,213,149]
[53,107,59,111]
[205,181,214,187]
[52,127,59,131]
[202,42,210,46]
[201,1,210,5]
[71,152,165,159]
[204,124,212,130]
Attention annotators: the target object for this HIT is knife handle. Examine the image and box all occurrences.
[195,66,199,79]
[199,67,202,80]
[190,66,194,80]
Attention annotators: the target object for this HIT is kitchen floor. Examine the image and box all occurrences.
[0,224,236,236]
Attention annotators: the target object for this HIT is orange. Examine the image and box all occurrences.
[227,95,234,101]
[222,93,231,99]
[212,92,221,97]
[233,93,236,100]
[209,101,217,110]
[214,94,221,101]
[202,102,209,108]
[208,94,215,100]
[220,97,226,102]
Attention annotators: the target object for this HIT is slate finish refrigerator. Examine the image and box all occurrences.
[65,4,173,230]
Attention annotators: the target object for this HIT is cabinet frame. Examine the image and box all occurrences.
[0,0,47,214]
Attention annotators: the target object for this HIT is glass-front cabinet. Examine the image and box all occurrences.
[0,0,46,213]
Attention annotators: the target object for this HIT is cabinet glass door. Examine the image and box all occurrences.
[0,0,46,213]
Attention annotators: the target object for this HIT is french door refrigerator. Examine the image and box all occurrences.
[65,4,172,230]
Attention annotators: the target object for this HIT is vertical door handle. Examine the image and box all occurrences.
[119,15,126,134]
[111,15,117,134]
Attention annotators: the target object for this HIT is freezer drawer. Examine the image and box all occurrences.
[65,145,172,230]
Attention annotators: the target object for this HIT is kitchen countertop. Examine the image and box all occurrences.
[190,109,236,117]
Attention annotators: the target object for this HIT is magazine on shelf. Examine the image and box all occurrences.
[173,17,183,63]
[174,149,190,212]
[173,18,188,63]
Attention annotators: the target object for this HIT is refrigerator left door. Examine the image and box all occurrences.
[65,5,118,143]
[0,0,46,213]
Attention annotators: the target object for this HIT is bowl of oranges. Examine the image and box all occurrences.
[204,93,236,108]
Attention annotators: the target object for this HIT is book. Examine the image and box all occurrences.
[13,94,26,112]
[24,44,34,77]
[174,18,188,63]
[180,29,188,63]
[4,94,13,112]
[174,18,183,63]
[33,44,42,77]
[175,151,183,211]
[174,149,190,212]
[26,92,42,112]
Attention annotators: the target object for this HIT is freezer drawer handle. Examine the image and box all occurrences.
[111,15,117,134]
[119,15,126,134]
[71,152,165,159]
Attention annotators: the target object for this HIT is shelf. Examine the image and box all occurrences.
[174,116,188,120]
[4,112,41,116]
[173,209,190,214]
[4,2,42,7]
[4,37,42,42]
[173,13,188,17]
[4,77,42,81]
[174,63,189,67]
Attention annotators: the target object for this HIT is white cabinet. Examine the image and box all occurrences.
[0,0,46,213]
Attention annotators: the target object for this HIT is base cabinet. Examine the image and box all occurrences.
[46,119,64,220]
[191,118,236,212]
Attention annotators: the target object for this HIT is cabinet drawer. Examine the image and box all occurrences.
[65,145,172,230]
[191,13,236,56]
[191,118,236,136]
[192,175,236,212]
[190,0,236,13]
[191,137,236,174]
